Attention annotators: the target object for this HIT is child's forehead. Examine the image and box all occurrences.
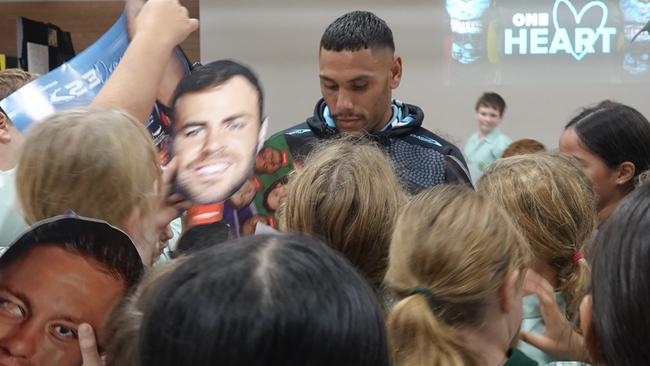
[477,104,501,113]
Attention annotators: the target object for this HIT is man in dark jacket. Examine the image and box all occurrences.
[229,10,470,234]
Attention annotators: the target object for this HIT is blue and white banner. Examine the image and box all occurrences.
[0,14,129,132]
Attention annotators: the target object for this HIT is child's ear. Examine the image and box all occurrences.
[498,269,520,313]
[615,161,636,187]
[0,113,12,144]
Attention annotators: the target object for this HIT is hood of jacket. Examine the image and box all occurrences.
[305,99,425,141]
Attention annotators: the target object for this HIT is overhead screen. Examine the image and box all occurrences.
[443,0,650,84]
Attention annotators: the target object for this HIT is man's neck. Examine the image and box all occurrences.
[370,103,396,134]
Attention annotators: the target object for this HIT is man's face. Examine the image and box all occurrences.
[174,76,262,204]
[475,105,502,136]
[0,245,125,365]
[319,48,401,134]
[255,147,283,174]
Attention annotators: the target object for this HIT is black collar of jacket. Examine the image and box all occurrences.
[305,99,424,144]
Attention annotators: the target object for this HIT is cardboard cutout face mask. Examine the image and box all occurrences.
[0,214,143,366]
[172,72,265,206]
[0,246,125,365]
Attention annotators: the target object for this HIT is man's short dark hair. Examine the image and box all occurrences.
[475,92,506,116]
[1,215,144,289]
[320,11,395,52]
[171,59,264,121]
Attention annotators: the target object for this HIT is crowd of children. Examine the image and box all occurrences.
[0,0,649,365]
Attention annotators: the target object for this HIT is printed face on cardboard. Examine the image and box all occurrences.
[229,177,261,210]
[173,76,263,204]
[0,245,125,365]
[263,177,288,213]
[255,147,289,175]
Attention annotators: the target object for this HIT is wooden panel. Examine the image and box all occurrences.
[0,1,200,63]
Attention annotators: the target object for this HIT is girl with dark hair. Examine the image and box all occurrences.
[136,234,390,366]
[559,101,650,224]
[581,182,650,365]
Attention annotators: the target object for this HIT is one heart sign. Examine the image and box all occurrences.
[552,0,609,61]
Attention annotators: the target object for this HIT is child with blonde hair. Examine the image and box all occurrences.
[16,107,189,265]
[477,153,595,364]
[283,137,406,292]
[386,185,532,366]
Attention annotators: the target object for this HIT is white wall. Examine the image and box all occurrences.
[200,0,650,149]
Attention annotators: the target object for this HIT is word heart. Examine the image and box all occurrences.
[504,0,617,61]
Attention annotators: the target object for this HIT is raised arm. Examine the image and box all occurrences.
[91,0,198,124]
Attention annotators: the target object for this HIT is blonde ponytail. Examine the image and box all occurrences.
[388,293,476,366]
[386,185,529,366]
[557,256,591,319]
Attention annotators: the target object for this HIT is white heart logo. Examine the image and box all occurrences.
[552,0,608,61]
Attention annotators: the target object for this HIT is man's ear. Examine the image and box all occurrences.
[498,269,521,313]
[390,55,403,89]
[615,161,636,186]
[0,113,12,144]
[257,117,269,153]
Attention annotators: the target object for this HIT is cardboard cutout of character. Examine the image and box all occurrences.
[0,213,143,365]
[262,176,288,213]
[170,60,267,227]
[228,133,306,235]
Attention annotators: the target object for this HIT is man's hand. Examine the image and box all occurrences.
[520,270,590,362]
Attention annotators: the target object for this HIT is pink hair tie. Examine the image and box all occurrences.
[570,251,584,263]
